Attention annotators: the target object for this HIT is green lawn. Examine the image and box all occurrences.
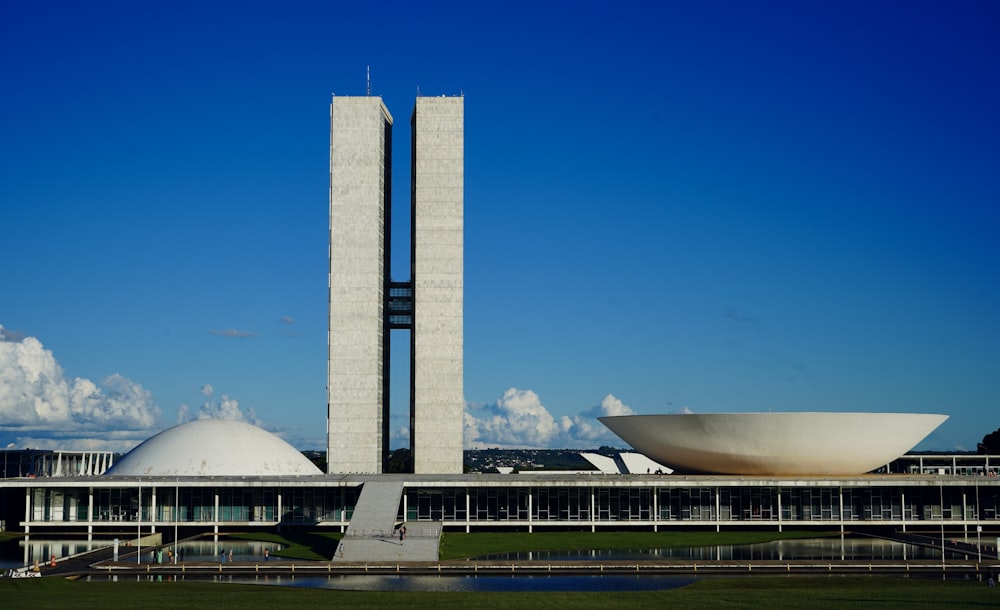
[224,528,837,561]
[227,531,342,560]
[1,575,996,609]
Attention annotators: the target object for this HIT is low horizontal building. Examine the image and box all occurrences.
[2,420,996,544]
[3,467,999,541]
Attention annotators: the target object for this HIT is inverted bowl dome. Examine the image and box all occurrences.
[598,413,947,476]
[104,419,322,477]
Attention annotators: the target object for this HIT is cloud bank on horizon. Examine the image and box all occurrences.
[1,325,635,453]
[0,325,160,451]
[463,388,636,449]
[176,383,264,428]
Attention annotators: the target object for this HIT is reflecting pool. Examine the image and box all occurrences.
[0,537,281,568]
[154,538,281,564]
[1,538,119,569]
[3,535,981,592]
[479,537,970,562]
[87,573,697,592]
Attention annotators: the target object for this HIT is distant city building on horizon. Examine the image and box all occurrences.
[327,94,464,474]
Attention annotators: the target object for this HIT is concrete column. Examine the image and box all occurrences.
[653,486,659,532]
[529,488,534,533]
[590,488,596,533]
[88,488,94,539]
[839,487,845,535]
[715,487,721,532]
[24,488,31,534]
[777,489,783,532]
[901,491,907,532]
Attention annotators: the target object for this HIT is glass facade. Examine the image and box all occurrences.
[11,480,1000,535]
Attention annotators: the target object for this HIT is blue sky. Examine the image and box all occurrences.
[1,0,998,454]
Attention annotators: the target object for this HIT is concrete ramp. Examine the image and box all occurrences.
[343,479,404,539]
[334,480,440,562]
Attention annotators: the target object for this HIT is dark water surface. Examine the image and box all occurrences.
[479,537,967,562]
[1,537,280,568]
[86,572,698,592]
[4,536,978,591]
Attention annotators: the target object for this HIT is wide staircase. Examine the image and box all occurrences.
[333,478,440,562]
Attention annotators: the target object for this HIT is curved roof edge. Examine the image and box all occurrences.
[104,419,322,477]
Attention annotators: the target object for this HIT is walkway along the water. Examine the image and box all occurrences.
[23,556,1000,580]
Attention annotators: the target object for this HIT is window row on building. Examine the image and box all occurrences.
[403,485,1000,526]
[11,479,1000,535]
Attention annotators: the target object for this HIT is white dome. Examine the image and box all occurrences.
[599,412,948,476]
[104,419,322,477]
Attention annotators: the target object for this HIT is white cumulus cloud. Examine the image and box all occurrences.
[177,383,262,427]
[464,388,636,449]
[0,325,161,450]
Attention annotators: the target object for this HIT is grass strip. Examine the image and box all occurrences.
[227,531,341,561]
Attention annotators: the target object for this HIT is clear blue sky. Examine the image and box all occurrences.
[2,0,998,454]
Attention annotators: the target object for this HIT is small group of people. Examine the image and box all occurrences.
[140,546,282,565]
[216,547,272,563]
[150,548,182,564]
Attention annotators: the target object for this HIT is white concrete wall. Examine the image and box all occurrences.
[411,96,464,474]
[328,97,393,473]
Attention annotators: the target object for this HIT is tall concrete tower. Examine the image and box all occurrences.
[328,94,464,474]
[328,97,393,474]
[410,96,464,474]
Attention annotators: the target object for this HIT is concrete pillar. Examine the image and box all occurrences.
[777,489,783,532]
[23,488,31,534]
[88,488,94,540]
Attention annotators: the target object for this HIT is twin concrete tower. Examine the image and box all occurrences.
[327,94,464,474]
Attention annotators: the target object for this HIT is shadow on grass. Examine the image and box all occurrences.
[228,531,342,561]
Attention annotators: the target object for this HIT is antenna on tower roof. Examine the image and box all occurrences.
[366,66,371,96]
